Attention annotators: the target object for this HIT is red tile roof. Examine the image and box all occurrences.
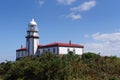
[16,42,84,52]
[38,42,84,48]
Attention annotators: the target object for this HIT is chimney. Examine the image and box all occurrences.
[21,45,23,48]
[69,40,71,45]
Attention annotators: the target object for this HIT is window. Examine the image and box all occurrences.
[48,49,50,52]
[73,49,76,53]
[21,52,23,57]
[17,53,18,57]
[25,52,27,56]
[43,49,45,53]
[17,53,20,57]
[53,48,55,53]
[19,53,21,57]
[67,48,70,52]
[37,50,40,56]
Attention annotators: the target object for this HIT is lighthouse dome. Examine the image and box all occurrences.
[29,19,37,26]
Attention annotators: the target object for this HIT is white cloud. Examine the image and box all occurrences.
[38,0,45,7]
[85,42,120,56]
[57,0,76,5]
[65,0,96,20]
[84,32,120,57]
[92,32,120,43]
[67,13,82,20]
[71,0,96,12]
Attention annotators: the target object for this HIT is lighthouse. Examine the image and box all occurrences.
[16,19,84,60]
[26,19,39,56]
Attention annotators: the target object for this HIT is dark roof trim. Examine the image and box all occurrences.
[16,48,26,52]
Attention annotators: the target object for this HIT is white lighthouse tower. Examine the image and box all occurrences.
[26,19,39,56]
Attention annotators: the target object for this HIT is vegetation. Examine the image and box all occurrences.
[0,52,120,80]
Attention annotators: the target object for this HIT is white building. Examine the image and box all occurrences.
[16,19,84,60]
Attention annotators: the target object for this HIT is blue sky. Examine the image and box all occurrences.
[0,0,120,62]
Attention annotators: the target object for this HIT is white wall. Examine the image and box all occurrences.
[16,51,26,59]
[37,46,83,55]
[34,39,39,55]
[59,47,83,55]
[37,47,58,55]
[16,46,83,59]
[27,38,39,55]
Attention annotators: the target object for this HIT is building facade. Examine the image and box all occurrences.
[16,19,84,60]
